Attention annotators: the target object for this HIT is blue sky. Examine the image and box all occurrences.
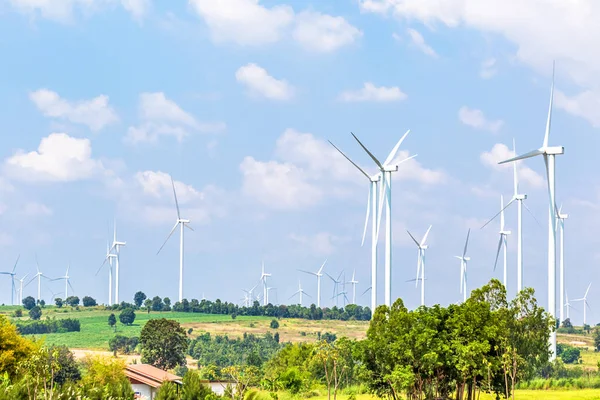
[0,0,599,324]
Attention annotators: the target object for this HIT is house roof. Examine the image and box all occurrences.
[125,364,182,388]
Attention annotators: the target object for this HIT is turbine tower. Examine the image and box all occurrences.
[260,262,271,306]
[351,130,416,307]
[111,221,126,304]
[26,256,49,302]
[455,229,471,302]
[298,259,327,308]
[326,271,343,307]
[52,264,74,299]
[491,196,511,288]
[573,283,591,326]
[157,176,193,302]
[499,63,563,360]
[289,281,310,306]
[242,284,258,307]
[96,240,116,305]
[565,291,575,320]
[348,270,359,305]
[0,255,19,305]
[17,273,28,305]
[407,226,432,306]
[557,205,568,323]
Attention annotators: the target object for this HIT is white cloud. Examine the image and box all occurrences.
[390,150,447,185]
[289,232,346,256]
[480,58,497,79]
[554,89,600,128]
[135,170,204,204]
[458,106,503,133]
[358,0,600,127]
[29,89,118,131]
[480,143,545,189]
[338,82,407,102]
[22,202,53,217]
[406,28,437,57]
[8,0,150,22]
[189,0,294,46]
[235,64,294,101]
[4,133,104,182]
[125,92,225,144]
[120,0,150,21]
[293,11,362,52]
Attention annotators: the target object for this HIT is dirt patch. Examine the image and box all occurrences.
[71,349,197,369]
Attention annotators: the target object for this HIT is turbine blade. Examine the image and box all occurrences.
[361,185,371,247]
[420,225,432,246]
[361,287,372,296]
[523,201,543,228]
[396,154,417,167]
[543,61,555,149]
[318,259,327,275]
[304,292,313,298]
[298,269,317,276]
[68,280,75,292]
[185,224,194,232]
[500,195,505,230]
[463,229,471,258]
[375,174,387,243]
[171,175,181,220]
[328,140,370,179]
[12,254,20,273]
[415,252,421,287]
[96,257,109,276]
[498,149,544,164]
[513,138,519,196]
[383,129,411,166]
[585,282,592,298]
[325,272,336,282]
[156,222,179,255]
[351,132,383,169]
[406,230,420,247]
[493,236,503,272]
[481,199,515,229]
[25,276,36,287]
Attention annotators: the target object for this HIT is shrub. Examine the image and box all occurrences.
[55,298,63,308]
[12,309,23,318]
[270,319,279,329]
[22,296,36,310]
[109,335,139,355]
[16,318,80,335]
[82,296,97,307]
[119,309,136,326]
[29,306,42,321]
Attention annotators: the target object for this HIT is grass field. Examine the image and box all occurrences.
[272,390,600,399]
[0,306,368,350]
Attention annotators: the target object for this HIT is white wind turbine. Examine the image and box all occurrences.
[111,221,126,304]
[298,259,327,308]
[351,130,416,307]
[326,271,343,307]
[267,287,278,305]
[455,229,471,302]
[490,196,511,288]
[333,291,350,307]
[289,281,310,306]
[407,226,432,307]
[565,291,575,320]
[0,255,19,305]
[242,283,259,307]
[260,262,271,306]
[499,63,563,359]
[26,256,51,302]
[96,240,117,305]
[17,273,29,305]
[557,205,568,323]
[573,283,592,326]
[157,177,193,302]
[52,264,74,299]
[348,270,359,305]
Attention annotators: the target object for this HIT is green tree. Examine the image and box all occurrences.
[594,328,600,352]
[108,313,117,331]
[163,297,172,311]
[151,296,164,312]
[181,370,216,400]
[65,296,80,307]
[119,308,136,326]
[82,296,97,307]
[270,319,279,329]
[22,296,36,310]
[29,306,42,321]
[48,345,82,384]
[80,356,135,400]
[134,291,147,308]
[155,381,179,400]
[222,365,260,400]
[12,309,23,318]
[561,318,573,328]
[55,298,63,308]
[141,319,187,370]
[144,298,152,313]
[0,315,34,378]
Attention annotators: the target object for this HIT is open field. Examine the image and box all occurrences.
[0,306,368,350]
[272,390,600,399]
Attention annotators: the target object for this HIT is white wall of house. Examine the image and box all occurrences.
[207,382,228,396]
[132,383,156,400]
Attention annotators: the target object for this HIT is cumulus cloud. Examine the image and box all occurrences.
[29,89,118,131]
[125,92,225,144]
[480,58,497,79]
[4,133,104,182]
[293,11,362,52]
[480,143,545,189]
[338,82,407,102]
[288,232,347,256]
[8,0,150,23]
[458,106,503,133]
[235,64,294,100]
[405,28,437,57]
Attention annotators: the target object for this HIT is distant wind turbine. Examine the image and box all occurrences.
[26,256,52,302]
[489,196,511,288]
[557,205,568,323]
[289,281,310,306]
[573,283,592,326]
[455,229,471,302]
[260,262,271,306]
[326,271,343,307]
[0,255,19,305]
[111,221,126,304]
[407,226,432,306]
[348,270,359,305]
[52,264,74,299]
[297,259,327,307]
[17,273,29,305]
[565,290,576,320]
[157,176,193,302]
[96,239,117,305]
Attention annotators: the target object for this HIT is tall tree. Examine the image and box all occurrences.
[134,291,147,308]
[140,319,187,370]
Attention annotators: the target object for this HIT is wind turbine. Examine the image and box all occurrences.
[351,130,416,307]
[26,256,50,302]
[573,283,592,326]
[333,291,350,307]
[157,176,193,302]
[499,63,563,359]
[407,226,432,307]
[242,283,259,307]
[348,270,359,305]
[48,288,63,303]
[0,255,19,305]
[557,205,568,323]
[52,264,74,299]
[17,273,28,305]
[111,221,126,304]
[455,229,471,302]
[260,262,271,306]
[289,281,310,306]
[96,240,116,305]
[297,259,327,307]
[267,287,278,305]
[489,196,511,288]
[326,271,343,307]
[565,291,576,320]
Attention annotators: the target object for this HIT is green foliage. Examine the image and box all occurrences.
[152,296,164,311]
[181,369,218,400]
[558,344,582,364]
[141,318,187,370]
[28,306,42,320]
[109,335,139,355]
[270,319,279,329]
[144,299,152,313]
[594,328,600,352]
[65,296,80,307]
[0,316,34,378]
[22,296,35,310]
[108,313,117,328]
[16,318,80,335]
[562,318,573,328]
[12,309,22,318]
[155,381,179,400]
[55,298,63,308]
[83,296,97,307]
[48,345,82,384]
[80,356,135,400]
[119,308,136,326]
[134,291,147,308]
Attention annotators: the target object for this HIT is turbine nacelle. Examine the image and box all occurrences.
[514,194,527,201]
[545,146,564,155]
[500,230,511,236]
[178,219,191,224]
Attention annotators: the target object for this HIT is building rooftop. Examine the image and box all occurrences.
[125,364,182,388]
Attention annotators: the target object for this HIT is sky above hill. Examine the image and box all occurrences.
[0,0,599,324]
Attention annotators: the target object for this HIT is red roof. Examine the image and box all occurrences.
[125,364,182,388]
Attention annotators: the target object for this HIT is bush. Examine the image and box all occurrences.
[82,296,97,307]
[13,309,23,318]
[270,319,279,329]
[55,298,63,308]
[16,318,80,335]
[29,306,42,320]
[119,308,136,326]
[558,343,581,364]
[22,296,36,310]
[109,335,139,355]
[65,296,80,307]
